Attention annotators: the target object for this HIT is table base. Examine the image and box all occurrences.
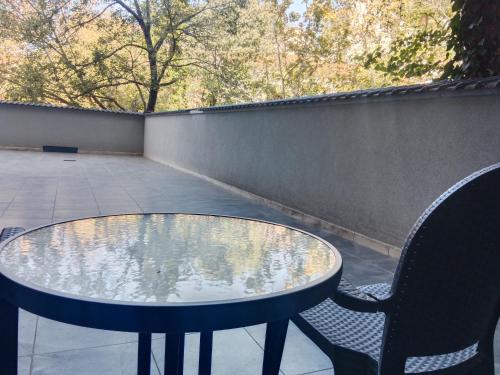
[164,333,185,374]
[198,331,213,375]
[0,301,289,375]
[0,299,18,374]
[145,320,289,375]
[138,333,152,375]
[262,319,289,375]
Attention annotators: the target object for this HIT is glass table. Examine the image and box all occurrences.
[0,214,342,375]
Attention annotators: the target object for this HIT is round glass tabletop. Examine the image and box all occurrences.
[0,214,338,304]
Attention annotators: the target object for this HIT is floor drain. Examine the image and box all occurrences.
[43,145,78,153]
[64,159,76,162]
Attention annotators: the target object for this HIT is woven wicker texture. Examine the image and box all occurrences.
[300,283,388,359]
[300,283,478,373]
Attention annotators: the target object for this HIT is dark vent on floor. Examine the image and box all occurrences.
[43,145,78,153]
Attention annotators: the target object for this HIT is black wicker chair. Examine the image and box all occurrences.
[0,227,24,243]
[292,163,500,374]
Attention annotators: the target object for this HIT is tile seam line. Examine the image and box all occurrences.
[28,316,39,375]
[83,164,103,216]
[101,161,145,214]
[243,327,287,375]
[243,327,265,351]
[50,177,59,223]
[31,336,167,357]
[1,177,22,218]
[151,346,162,375]
[297,367,334,375]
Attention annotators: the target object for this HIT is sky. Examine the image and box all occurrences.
[289,0,307,14]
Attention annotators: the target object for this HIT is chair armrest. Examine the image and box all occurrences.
[333,278,391,313]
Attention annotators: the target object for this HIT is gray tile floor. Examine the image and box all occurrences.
[0,150,497,374]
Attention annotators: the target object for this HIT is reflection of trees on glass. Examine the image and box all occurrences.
[0,214,335,303]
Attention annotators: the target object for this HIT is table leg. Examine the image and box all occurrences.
[262,319,289,375]
[138,333,152,375]
[0,299,18,375]
[198,331,213,375]
[164,333,185,375]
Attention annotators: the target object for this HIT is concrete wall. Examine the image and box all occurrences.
[144,90,500,248]
[0,103,144,154]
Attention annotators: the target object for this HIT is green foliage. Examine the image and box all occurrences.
[363,0,451,81]
[366,29,449,78]
[443,0,500,78]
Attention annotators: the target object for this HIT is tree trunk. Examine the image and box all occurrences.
[146,50,159,112]
[146,85,159,112]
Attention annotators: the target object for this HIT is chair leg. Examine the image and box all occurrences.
[475,310,498,375]
[472,355,495,375]
[475,338,495,375]
[331,347,376,375]
[292,315,375,375]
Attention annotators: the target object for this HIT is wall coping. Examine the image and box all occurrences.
[0,100,143,116]
[147,76,500,116]
[1,76,499,117]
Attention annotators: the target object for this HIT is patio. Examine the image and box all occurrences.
[0,149,498,375]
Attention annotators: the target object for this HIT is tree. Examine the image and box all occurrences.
[0,0,242,112]
[443,0,500,78]
[185,0,261,107]
[1,0,455,111]
[362,0,452,81]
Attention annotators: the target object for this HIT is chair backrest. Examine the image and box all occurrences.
[380,163,500,373]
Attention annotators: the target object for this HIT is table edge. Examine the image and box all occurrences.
[0,213,343,331]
